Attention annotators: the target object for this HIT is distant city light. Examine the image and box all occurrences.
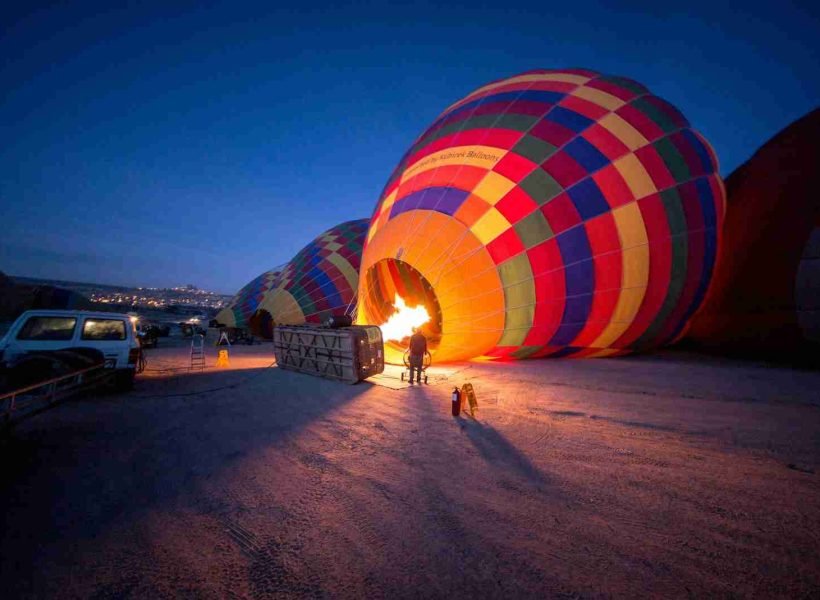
[81,284,232,311]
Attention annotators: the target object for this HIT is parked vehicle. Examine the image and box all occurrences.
[0,310,141,390]
[137,323,164,348]
[179,322,205,337]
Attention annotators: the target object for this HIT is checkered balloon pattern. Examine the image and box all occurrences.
[216,220,368,333]
[216,269,282,330]
[266,219,368,324]
[359,69,725,361]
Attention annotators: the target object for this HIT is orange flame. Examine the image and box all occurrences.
[380,295,430,342]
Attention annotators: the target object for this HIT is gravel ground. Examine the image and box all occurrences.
[1,347,819,598]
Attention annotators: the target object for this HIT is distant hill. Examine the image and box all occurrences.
[0,271,94,321]
[10,276,132,292]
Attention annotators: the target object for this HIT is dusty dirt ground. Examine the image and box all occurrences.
[1,341,819,599]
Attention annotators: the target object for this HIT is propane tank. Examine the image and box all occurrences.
[451,386,461,416]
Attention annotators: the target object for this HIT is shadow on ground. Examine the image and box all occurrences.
[0,366,368,596]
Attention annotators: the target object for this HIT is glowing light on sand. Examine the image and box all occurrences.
[380,295,430,342]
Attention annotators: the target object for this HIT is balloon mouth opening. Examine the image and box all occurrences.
[359,259,442,364]
[249,309,274,339]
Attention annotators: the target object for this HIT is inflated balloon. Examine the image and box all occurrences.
[797,226,820,344]
[218,219,369,338]
[685,108,820,353]
[215,269,282,330]
[358,69,725,361]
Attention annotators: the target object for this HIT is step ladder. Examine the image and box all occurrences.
[190,334,206,371]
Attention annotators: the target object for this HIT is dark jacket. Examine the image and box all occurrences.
[409,332,427,356]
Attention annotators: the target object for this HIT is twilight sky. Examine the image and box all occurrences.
[2,1,818,293]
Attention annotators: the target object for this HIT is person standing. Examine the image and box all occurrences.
[408,327,428,384]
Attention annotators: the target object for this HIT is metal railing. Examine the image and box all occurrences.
[1,364,109,426]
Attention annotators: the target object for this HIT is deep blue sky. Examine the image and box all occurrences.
[2,1,818,293]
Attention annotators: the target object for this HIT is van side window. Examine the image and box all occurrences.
[82,319,127,341]
[17,317,78,341]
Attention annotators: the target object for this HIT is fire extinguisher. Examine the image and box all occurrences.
[451,386,461,416]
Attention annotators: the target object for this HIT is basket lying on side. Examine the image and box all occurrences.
[272,324,384,384]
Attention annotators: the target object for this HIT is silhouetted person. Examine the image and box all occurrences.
[408,327,427,384]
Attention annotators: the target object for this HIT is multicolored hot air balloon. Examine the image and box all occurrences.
[214,268,283,331]
[217,219,368,338]
[358,69,725,362]
[686,108,820,355]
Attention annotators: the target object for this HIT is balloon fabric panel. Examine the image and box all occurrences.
[222,220,368,335]
[359,69,723,361]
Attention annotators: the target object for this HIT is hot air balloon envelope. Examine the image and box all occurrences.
[358,69,724,362]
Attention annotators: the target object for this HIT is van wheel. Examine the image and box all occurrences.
[115,370,135,391]
[52,349,104,370]
[9,353,72,389]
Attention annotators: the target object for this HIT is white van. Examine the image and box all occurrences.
[0,310,141,389]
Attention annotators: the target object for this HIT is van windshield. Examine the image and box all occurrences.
[82,319,127,341]
[17,317,77,341]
